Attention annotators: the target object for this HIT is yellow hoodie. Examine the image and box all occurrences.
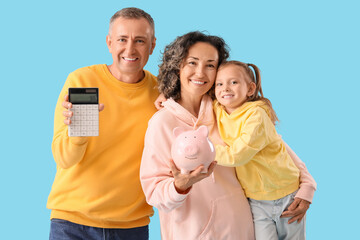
[47,64,158,228]
[214,100,300,201]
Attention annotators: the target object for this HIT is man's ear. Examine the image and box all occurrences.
[247,82,256,97]
[106,35,112,53]
[150,37,156,55]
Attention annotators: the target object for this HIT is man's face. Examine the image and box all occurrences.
[106,17,156,80]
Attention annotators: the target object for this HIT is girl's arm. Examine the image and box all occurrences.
[215,108,267,167]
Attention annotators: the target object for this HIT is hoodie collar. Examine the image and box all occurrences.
[163,95,214,129]
[216,100,272,119]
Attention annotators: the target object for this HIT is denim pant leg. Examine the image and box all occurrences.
[276,191,306,240]
[248,198,279,240]
[108,225,149,240]
[50,219,99,240]
[249,191,306,240]
[50,218,149,240]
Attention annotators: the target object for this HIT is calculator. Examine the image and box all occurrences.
[68,88,99,137]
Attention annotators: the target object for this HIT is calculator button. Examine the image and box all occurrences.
[68,103,99,137]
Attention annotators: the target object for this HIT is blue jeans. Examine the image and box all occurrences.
[49,219,149,240]
[248,191,305,240]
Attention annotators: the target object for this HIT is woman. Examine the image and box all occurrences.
[140,31,316,240]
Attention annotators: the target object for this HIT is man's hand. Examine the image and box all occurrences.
[62,94,104,125]
[154,93,167,110]
[281,197,310,224]
[169,160,217,194]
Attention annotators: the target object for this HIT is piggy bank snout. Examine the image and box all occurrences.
[184,145,198,156]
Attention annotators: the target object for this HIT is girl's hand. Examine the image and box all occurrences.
[169,160,217,194]
[281,197,310,224]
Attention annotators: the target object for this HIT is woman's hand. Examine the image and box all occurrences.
[169,160,217,194]
[281,197,310,224]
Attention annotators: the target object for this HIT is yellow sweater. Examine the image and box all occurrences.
[47,64,159,228]
[214,100,300,201]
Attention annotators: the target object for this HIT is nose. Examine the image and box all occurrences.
[194,65,205,78]
[124,41,136,55]
[184,145,198,156]
[222,84,230,92]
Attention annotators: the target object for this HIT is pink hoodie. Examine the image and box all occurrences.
[140,95,316,239]
[140,95,255,240]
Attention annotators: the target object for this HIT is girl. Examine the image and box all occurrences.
[214,60,312,240]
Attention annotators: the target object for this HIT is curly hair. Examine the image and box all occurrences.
[158,31,229,101]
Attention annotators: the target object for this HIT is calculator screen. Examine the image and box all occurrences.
[70,93,98,104]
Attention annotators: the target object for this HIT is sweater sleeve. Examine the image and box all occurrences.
[284,141,317,203]
[51,73,89,169]
[215,109,267,167]
[140,120,189,212]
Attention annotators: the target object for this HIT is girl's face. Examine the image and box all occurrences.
[179,42,219,100]
[215,64,255,114]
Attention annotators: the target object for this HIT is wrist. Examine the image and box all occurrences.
[174,182,191,194]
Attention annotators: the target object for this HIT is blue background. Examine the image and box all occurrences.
[1,0,359,239]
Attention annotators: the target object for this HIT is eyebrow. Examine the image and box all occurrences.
[116,35,148,39]
[187,56,217,62]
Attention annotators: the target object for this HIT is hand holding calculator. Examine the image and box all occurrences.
[68,88,99,137]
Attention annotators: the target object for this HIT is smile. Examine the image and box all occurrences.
[122,57,138,62]
[222,94,234,99]
[191,80,205,85]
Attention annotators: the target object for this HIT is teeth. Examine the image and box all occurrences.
[223,95,234,99]
[123,57,137,61]
[191,80,205,85]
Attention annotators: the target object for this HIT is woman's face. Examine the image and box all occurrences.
[179,42,219,99]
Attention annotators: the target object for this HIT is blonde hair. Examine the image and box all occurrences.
[219,60,279,124]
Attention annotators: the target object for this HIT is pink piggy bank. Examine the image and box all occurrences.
[171,125,215,174]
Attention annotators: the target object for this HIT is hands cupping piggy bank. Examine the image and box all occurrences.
[171,125,215,174]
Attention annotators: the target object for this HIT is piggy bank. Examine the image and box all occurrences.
[171,125,215,174]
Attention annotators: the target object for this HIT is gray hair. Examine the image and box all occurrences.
[109,7,155,38]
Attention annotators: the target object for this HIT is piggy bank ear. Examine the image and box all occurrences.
[197,125,209,137]
[173,127,185,137]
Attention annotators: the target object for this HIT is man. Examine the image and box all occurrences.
[47,7,158,239]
